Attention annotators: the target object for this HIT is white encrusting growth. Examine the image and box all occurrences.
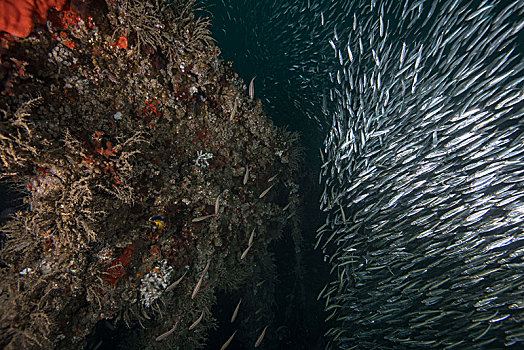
[139,260,174,307]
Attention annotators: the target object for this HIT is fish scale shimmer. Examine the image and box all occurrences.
[316,0,524,348]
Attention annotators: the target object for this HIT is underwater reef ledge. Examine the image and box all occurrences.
[0,0,304,348]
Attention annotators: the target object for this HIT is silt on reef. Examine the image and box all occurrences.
[0,1,304,349]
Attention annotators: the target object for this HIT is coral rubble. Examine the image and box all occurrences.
[0,1,303,348]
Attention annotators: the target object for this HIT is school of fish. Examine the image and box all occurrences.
[316,0,523,348]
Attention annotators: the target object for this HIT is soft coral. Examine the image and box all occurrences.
[0,0,69,38]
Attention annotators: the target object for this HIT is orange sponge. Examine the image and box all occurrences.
[0,0,68,38]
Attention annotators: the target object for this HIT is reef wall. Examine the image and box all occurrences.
[0,1,304,348]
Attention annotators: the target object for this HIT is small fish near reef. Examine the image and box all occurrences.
[149,216,165,229]
[155,321,178,341]
[249,77,256,100]
[255,325,268,347]
[192,259,211,299]
[220,330,238,350]
[231,298,242,323]
[189,310,205,330]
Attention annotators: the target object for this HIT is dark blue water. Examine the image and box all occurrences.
[200,1,330,164]
[200,2,330,348]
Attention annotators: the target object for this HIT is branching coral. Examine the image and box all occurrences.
[108,0,212,58]
[0,97,42,174]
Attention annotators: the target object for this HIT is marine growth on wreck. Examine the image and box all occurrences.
[0,1,306,348]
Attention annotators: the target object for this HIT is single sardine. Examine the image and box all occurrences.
[231,299,242,323]
[189,311,204,330]
[255,326,268,347]
[192,260,211,299]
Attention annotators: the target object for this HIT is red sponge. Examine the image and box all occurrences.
[0,0,68,38]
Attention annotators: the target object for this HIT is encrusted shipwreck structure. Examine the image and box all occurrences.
[0,1,303,348]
